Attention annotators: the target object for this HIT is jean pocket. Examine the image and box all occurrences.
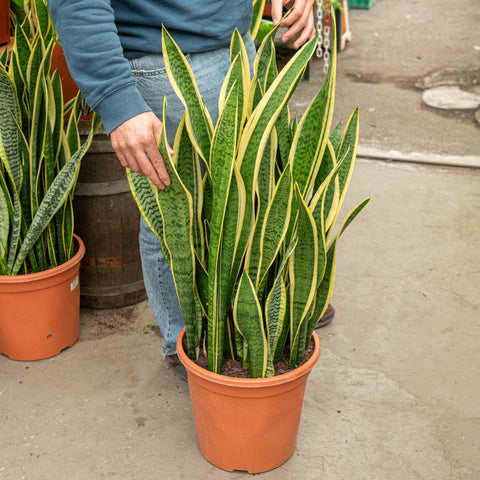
[130,54,191,77]
[131,66,167,77]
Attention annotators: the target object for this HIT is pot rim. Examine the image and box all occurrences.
[176,327,321,388]
[0,234,85,284]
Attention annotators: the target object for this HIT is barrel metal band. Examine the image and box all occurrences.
[74,179,131,196]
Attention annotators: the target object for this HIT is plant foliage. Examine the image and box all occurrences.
[128,19,369,377]
[0,0,100,275]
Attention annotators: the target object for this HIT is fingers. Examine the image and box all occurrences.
[272,0,316,49]
[110,111,172,190]
[270,0,285,26]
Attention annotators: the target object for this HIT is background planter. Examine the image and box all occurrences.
[177,328,321,473]
[347,0,375,9]
[0,235,85,361]
[0,0,10,45]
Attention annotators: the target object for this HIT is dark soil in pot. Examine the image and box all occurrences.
[183,336,316,378]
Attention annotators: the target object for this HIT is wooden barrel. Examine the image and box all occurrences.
[74,122,146,309]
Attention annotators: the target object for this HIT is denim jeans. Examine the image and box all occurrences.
[129,35,256,355]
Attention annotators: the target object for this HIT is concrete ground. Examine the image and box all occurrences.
[1,1,479,479]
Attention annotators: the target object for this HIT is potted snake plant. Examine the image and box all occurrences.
[0,0,100,361]
[128,20,368,473]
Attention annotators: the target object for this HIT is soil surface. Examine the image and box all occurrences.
[186,337,315,378]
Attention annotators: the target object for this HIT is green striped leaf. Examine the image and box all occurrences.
[2,181,22,274]
[254,32,292,169]
[126,170,166,257]
[43,93,55,190]
[0,68,22,191]
[255,163,293,292]
[53,201,66,265]
[244,132,276,279]
[195,252,208,316]
[173,116,204,261]
[46,222,57,266]
[309,198,370,337]
[0,68,23,274]
[254,37,275,105]
[65,94,82,156]
[250,0,267,41]
[12,21,31,87]
[222,161,246,320]
[312,139,339,231]
[50,71,64,165]
[29,60,48,220]
[34,0,52,43]
[328,108,360,234]
[266,240,297,363]
[290,43,336,198]
[154,100,199,359]
[0,48,7,69]
[0,179,9,262]
[233,272,273,378]
[309,148,350,291]
[162,27,213,163]
[64,195,75,259]
[27,35,44,106]
[289,184,318,367]
[207,82,239,373]
[220,30,250,134]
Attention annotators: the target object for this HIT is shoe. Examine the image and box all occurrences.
[315,303,335,329]
[164,354,188,381]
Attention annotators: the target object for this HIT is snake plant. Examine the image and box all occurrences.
[0,0,100,276]
[128,22,369,377]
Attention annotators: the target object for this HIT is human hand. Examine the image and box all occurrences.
[110,111,172,189]
[271,0,316,49]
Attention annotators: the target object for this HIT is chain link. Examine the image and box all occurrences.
[315,2,324,59]
[316,0,331,73]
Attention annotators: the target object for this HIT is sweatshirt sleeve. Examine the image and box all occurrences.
[47,0,151,134]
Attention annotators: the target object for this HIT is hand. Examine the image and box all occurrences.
[110,111,172,189]
[271,0,316,49]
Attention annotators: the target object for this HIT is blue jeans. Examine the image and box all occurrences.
[130,35,256,355]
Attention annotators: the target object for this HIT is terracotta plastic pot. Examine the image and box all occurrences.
[0,0,10,46]
[51,44,92,119]
[177,328,321,473]
[0,235,85,361]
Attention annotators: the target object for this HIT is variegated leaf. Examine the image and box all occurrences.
[173,116,204,261]
[328,107,360,233]
[266,239,296,363]
[289,184,318,367]
[250,0,267,41]
[162,27,213,163]
[154,100,199,359]
[255,163,293,292]
[207,82,239,373]
[309,198,370,337]
[233,272,273,378]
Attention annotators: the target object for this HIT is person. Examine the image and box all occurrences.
[48,0,318,378]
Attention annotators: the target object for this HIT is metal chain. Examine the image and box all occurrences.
[316,0,331,74]
[315,1,324,59]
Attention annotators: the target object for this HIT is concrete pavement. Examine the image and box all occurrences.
[1,0,479,478]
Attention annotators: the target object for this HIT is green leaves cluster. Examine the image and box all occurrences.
[128,21,369,377]
[0,0,100,275]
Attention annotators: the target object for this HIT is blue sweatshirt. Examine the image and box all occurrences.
[47,1,253,134]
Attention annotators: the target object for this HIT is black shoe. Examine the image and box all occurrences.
[164,354,188,381]
[315,304,335,329]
